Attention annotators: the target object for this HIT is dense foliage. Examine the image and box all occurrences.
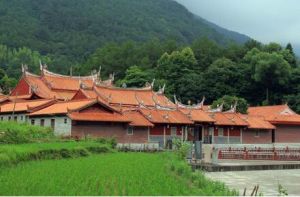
[0,0,298,113]
[0,0,247,71]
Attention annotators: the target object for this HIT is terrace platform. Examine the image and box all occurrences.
[191,160,300,172]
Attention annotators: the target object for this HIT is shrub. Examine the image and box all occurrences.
[95,137,117,148]
[172,138,191,160]
[0,121,54,144]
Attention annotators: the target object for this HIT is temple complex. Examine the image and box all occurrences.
[1,65,300,146]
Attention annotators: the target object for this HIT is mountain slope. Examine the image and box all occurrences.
[0,0,249,65]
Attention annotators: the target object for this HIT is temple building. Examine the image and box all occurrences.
[1,65,300,146]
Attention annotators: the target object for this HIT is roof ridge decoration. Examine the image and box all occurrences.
[41,65,98,80]
[209,102,224,113]
[152,93,176,110]
[174,95,205,110]
[224,100,238,113]
[156,84,165,95]
[21,64,28,74]
[135,92,148,109]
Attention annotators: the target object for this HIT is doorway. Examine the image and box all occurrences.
[194,125,203,141]
[272,129,275,143]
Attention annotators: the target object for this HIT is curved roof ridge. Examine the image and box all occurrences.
[24,71,40,78]
[95,84,153,92]
[43,68,97,79]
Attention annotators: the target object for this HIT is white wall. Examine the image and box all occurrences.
[28,116,72,136]
[0,113,27,123]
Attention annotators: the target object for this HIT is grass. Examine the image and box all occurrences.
[0,152,237,196]
[0,121,53,144]
[0,141,112,167]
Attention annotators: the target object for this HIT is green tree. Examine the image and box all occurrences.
[211,95,248,114]
[244,49,292,104]
[156,47,197,97]
[117,65,152,88]
[191,38,222,71]
[285,43,297,68]
[200,58,242,102]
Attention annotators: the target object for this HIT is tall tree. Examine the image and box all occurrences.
[285,43,297,68]
[244,49,292,104]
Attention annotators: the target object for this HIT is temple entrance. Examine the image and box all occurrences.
[194,125,203,141]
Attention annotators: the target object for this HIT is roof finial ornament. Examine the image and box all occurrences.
[173,94,178,104]
[199,96,205,108]
[98,66,101,80]
[225,100,238,113]
[209,102,224,113]
[151,79,155,89]
[21,64,28,74]
[39,60,43,70]
[157,83,165,94]
[122,83,127,88]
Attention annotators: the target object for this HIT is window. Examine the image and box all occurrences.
[64,118,67,124]
[51,119,55,129]
[0,117,3,121]
[255,130,260,137]
[171,126,177,136]
[20,116,23,121]
[127,126,133,135]
[8,116,11,121]
[218,128,224,137]
[40,119,45,127]
[14,116,17,121]
[31,119,35,125]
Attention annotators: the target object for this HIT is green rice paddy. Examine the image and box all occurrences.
[0,152,235,196]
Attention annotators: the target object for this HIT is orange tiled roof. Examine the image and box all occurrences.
[248,105,295,117]
[42,69,96,91]
[29,99,95,116]
[94,86,175,107]
[68,111,130,123]
[8,94,33,100]
[139,108,193,124]
[25,72,59,99]
[0,99,53,113]
[248,105,300,125]
[267,114,300,125]
[123,110,154,127]
[209,112,248,126]
[179,108,215,123]
[238,114,275,129]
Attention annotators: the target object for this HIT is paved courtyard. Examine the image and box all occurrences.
[205,169,300,196]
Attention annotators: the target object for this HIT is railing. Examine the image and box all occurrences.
[218,147,300,161]
[117,143,160,151]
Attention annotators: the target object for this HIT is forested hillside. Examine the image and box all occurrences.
[0,0,248,71]
[0,0,299,113]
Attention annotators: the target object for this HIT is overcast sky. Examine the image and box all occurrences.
[175,0,300,48]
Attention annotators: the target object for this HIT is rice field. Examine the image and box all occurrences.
[0,153,195,195]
